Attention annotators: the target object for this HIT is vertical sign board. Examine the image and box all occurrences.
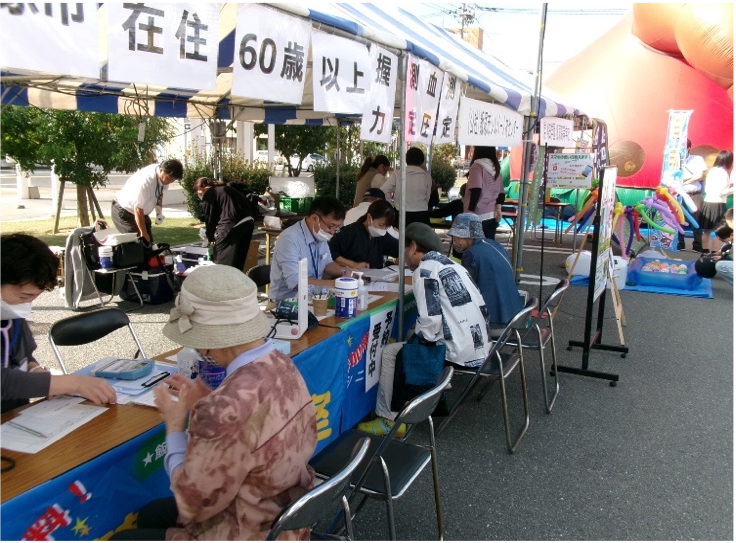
[0,3,100,79]
[457,97,524,148]
[652,110,693,250]
[312,32,371,114]
[231,4,311,104]
[594,166,618,301]
[364,306,395,392]
[108,3,220,90]
[360,46,398,144]
[404,54,443,146]
[434,73,463,144]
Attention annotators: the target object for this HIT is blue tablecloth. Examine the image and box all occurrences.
[1,294,417,540]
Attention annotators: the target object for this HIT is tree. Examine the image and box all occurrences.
[253,124,331,176]
[0,105,174,226]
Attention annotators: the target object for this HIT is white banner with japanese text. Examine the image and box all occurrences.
[312,32,371,114]
[360,46,397,144]
[540,116,575,148]
[404,54,443,145]
[0,3,99,79]
[365,306,395,392]
[231,4,311,104]
[548,154,595,189]
[108,3,219,90]
[434,74,462,144]
[457,97,523,148]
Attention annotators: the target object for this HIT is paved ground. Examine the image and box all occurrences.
[2,169,733,540]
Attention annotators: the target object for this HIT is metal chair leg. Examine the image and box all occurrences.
[379,458,396,541]
[428,419,444,540]
[545,325,560,414]
[500,356,530,454]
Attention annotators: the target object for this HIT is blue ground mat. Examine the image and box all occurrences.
[569,274,713,299]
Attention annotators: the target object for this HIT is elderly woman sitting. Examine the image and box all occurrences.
[111,265,317,541]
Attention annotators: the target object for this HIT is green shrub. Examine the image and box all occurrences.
[182,153,272,218]
[313,162,360,209]
[430,155,457,194]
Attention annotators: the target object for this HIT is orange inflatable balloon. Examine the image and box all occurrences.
[632,4,682,55]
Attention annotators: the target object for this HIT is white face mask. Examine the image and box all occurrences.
[314,217,333,242]
[1,301,32,320]
[367,217,388,238]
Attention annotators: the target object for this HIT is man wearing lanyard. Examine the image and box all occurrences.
[111,159,183,243]
[1,234,116,413]
[269,196,348,302]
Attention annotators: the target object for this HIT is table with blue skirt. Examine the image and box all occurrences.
[0,286,417,540]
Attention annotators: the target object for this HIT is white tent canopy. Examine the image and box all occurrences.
[1,3,582,123]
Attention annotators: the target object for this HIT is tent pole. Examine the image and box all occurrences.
[397,53,408,341]
[336,122,341,199]
[513,3,548,283]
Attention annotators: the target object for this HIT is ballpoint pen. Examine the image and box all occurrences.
[7,420,48,439]
[142,371,170,388]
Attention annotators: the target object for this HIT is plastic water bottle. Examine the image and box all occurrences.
[354,271,368,311]
[176,347,199,380]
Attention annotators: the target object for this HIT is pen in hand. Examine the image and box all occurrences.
[7,420,48,439]
[142,372,170,388]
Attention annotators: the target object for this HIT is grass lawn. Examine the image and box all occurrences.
[1,216,203,247]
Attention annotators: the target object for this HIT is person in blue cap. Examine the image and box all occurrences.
[447,213,523,336]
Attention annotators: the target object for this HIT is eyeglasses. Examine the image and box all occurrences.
[317,215,341,234]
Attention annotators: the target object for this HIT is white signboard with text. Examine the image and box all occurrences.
[1,3,100,79]
[548,154,595,189]
[594,166,618,301]
[404,54,443,145]
[108,3,219,90]
[365,306,396,392]
[435,74,462,144]
[540,116,575,148]
[457,97,523,148]
[312,32,371,114]
[360,46,397,144]
[231,4,311,104]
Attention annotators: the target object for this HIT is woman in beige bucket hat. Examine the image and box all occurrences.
[111,265,317,541]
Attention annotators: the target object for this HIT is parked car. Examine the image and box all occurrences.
[290,153,326,172]
[254,150,285,165]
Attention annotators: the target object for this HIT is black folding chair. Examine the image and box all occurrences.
[310,367,454,541]
[436,298,537,453]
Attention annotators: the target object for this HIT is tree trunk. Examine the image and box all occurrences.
[77,184,91,227]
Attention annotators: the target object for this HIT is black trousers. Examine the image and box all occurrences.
[109,497,178,540]
[214,219,254,271]
[405,210,431,226]
[111,201,153,242]
[482,218,499,240]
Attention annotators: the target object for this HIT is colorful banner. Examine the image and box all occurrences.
[457,96,523,148]
[292,332,349,454]
[311,32,371,114]
[108,3,220,90]
[360,45,398,144]
[404,54,443,145]
[434,73,462,144]
[231,4,311,104]
[0,425,171,541]
[0,3,99,79]
[659,110,693,188]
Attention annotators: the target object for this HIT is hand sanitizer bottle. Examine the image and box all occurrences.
[354,271,368,311]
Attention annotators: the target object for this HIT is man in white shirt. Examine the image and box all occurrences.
[344,188,386,225]
[380,147,433,225]
[111,159,183,242]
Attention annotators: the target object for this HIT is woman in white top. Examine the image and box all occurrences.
[700,150,734,252]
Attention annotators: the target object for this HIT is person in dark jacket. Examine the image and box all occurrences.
[329,199,399,269]
[448,213,523,335]
[194,177,256,271]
